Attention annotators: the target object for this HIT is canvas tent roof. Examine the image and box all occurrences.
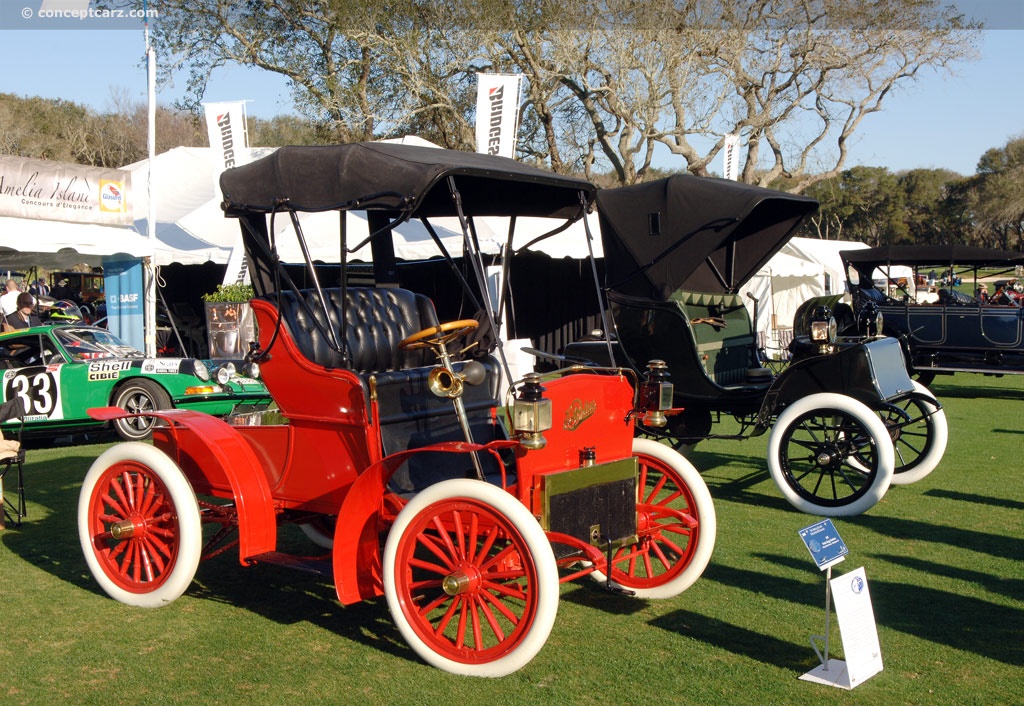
[0,215,151,270]
[128,144,598,267]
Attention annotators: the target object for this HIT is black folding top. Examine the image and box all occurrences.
[597,174,818,298]
[841,244,1024,272]
[220,142,595,220]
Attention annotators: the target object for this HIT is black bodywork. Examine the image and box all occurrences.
[841,245,1024,381]
[565,175,916,443]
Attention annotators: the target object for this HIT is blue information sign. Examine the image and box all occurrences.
[798,519,848,570]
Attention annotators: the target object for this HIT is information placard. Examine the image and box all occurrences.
[798,519,848,570]
[830,566,884,686]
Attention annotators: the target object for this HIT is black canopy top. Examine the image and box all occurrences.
[597,174,818,298]
[841,245,1024,274]
[220,142,595,220]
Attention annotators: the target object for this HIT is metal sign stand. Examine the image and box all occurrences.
[797,519,852,688]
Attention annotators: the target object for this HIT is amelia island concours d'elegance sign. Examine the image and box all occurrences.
[0,154,132,227]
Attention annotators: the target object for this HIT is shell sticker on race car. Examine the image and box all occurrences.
[87,360,132,382]
[141,359,181,374]
[3,365,65,421]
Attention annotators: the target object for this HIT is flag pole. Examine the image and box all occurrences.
[143,5,157,356]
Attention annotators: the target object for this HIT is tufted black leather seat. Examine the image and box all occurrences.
[264,287,440,372]
[262,286,509,492]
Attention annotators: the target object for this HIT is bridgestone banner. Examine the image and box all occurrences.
[476,73,523,159]
[0,154,132,225]
[203,100,251,188]
[204,101,252,285]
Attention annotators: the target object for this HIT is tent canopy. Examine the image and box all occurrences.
[739,237,866,336]
[0,215,149,270]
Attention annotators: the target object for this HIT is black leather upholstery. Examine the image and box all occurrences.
[263,286,510,493]
[265,287,440,371]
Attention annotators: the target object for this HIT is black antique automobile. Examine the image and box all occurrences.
[841,244,1024,385]
[562,175,947,517]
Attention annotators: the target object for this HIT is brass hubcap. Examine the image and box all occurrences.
[108,519,137,539]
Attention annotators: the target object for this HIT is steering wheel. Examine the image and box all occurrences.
[398,319,479,351]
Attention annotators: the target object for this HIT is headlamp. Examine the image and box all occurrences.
[640,359,673,428]
[512,373,552,450]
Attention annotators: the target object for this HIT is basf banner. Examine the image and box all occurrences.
[204,101,252,285]
[104,257,145,352]
[0,155,132,225]
[476,74,523,158]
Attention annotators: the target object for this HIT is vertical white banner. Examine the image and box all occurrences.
[203,101,252,286]
[723,133,740,181]
[476,74,523,158]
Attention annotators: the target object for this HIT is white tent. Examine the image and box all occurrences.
[786,237,869,297]
[739,238,868,347]
[740,247,825,344]
[125,144,600,267]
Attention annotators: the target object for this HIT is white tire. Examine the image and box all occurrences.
[768,393,894,516]
[78,442,202,608]
[887,381,948,485]
[383,479,559,677]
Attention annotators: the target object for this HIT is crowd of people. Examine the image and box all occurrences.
[0,276,83,332]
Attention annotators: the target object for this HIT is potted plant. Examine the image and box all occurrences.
[201,283,256,358]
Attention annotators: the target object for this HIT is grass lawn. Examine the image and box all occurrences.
[1,373,1021,705]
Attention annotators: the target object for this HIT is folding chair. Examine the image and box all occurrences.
[0,398,27,529]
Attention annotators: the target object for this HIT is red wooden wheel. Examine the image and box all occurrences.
[383,479,558,677]
[589,439,716,599]
[78,443,201,608]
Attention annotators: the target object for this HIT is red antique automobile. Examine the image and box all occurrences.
[76,144,716,677]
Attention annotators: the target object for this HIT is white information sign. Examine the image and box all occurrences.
[801,566,883,689]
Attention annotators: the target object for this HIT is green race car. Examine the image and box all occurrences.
[0,324,272,441]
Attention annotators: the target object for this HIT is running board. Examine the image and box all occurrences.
[247,551,333,576]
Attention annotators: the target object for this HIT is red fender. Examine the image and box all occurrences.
[332,439,519,605]
[89,406,278,562]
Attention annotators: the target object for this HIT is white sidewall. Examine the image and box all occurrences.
[767,392,894,516]
[382,479,559,677]
[889,380,948,485]
[78,442,202,608]
[589,438,717,599]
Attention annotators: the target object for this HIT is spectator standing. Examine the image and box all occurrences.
[29,278,50,298]
[50,278,75,302]
[3,292,42,331]
[0,280,21,317]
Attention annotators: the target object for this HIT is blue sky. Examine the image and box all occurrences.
[0,23,1021,177]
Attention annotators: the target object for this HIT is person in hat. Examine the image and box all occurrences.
[50,278,75,302]
[3,292,42,331]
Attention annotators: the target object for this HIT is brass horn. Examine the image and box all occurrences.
[428,366,463,398]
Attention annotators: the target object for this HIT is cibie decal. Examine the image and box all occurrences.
[87,360,131,382]
[142,359,181,374]
[563,399,597,431]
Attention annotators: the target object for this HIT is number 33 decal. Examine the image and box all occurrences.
[5,370,58,417]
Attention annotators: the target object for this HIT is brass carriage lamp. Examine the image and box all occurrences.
[513,373,552,450]
[640,359,673,428]
[809,305,838,351]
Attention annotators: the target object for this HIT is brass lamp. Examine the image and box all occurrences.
[513,373,552,450]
